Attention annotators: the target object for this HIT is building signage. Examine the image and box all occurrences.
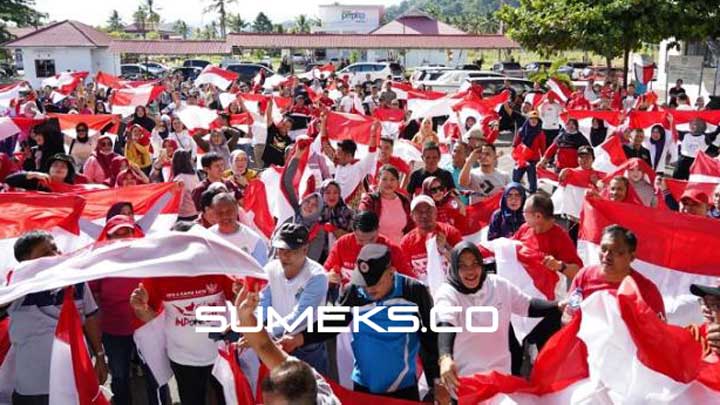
[341,10,367,22]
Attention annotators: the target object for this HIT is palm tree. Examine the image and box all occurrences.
[204,0,238,39]
[273,24,285,34]
[226,13,248,33]
[173,20,191,39]
[132,6,148,38]
[294,14,311,33]
[144,0,161,32]
[106,10,124,32]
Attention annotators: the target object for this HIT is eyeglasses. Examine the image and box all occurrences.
[429,186,444,194]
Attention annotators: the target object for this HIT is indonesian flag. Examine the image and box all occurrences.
[458,278,720,403]
[0,82,29,108]
[48,113,120,138]
[259,167,294,225]
[689,151,720,183]
[0,193,85,275]
[511,143,536,169]
[76,182,182,240]
[263,74,290,90]
[524,91,546,109]
[578,198,720,326]
[110,85,165,117]
[50,285,110,405]
[592,135,628,173]
[242,179,276,239]
[487,238,564,341]
[462,191,503,244]
[665,178,718,204]
[298,63,335,81]
[372,108,405,138]
[551,170,595,219]
[633,55,656,85]
[325,111,374,144]
[195,66,239,90]
[0,116,24,142]
[393,139,423,164]
[537,166,560,188]
[212,343,255,405]
[44,71,89,104]
[176,105,219,130]
[669,110,720,132]
[562,109,626,143]
[546,78,573,103]
[629,110,676,163]
[95,71,158,91]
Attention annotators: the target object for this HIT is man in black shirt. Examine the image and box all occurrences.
[406,142,456,196]
[623,129,653,168]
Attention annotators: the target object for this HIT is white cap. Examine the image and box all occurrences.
[410,195,436,211]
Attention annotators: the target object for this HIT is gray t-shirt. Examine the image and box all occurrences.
[468,168,511,203]
[8,283,98,395]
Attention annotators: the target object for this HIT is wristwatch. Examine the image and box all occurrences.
[559,261,567,273]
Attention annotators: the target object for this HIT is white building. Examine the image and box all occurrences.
[4,20,120,88]
[315,4,384,34]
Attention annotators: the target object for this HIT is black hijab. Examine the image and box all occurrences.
[649,125,666,170]
[447,241,487,295]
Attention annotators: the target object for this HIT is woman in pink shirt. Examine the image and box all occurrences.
[83,134,118,184]
[358,165,413,244]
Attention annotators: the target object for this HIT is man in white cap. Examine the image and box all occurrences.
[400,195,462,282]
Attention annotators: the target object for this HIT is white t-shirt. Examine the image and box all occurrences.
[207,224,269,266]
[339,95,354,113]
[468,169,510,203]
[539,102,561,130]
[168,131,198,160]
[334,150,377,200]
[434,275,532,376]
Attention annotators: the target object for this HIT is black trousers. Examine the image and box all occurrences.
[673,155,694,180]
[11,393,47,405]
[353,383,420,401]
[509,311,562,375]
[170,361,225,405]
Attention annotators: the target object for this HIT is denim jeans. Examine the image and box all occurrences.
[512,162,538,193]
[103,333,170,405]
[294,342,329,376]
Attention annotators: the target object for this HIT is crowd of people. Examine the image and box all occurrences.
[0,63,719,405]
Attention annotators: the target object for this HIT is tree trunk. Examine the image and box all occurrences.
[606,56,612,79]
[623,46,630,89]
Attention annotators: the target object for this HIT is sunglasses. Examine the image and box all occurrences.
[429,186,445,194]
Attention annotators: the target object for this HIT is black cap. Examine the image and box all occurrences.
[352,244,391,287]
[690,284,720,298]
[352,211,379,233]
[271,223,309,250]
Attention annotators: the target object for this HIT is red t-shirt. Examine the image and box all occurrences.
[324,233,412,283]
[570,265,666,319]
[512,223,583,268]
[400,222,463,281]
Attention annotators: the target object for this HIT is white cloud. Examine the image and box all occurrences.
[33,0,400,29]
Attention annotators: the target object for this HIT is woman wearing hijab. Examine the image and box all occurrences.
[511,111,546,193]
[124,124,153,174]
[487,183,527,240]
[84,134,118,184]
[192,127,240,168]
[589,118,607,147]
[24,126,65,172]
[5,153,86,191]
[150,118,170,156]
[319,179,355,247]
[130,105,156,132]
[89,215,171,405]
[150,139,178,182]
[68,122,94,169]
[436,242,563,392]
[648,124,675,173]
[422,176,465,229]
[280,146,329,262]
[225,149,258,190]
[539,118,590,172]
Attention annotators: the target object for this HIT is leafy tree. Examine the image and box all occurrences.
[527,58,572,86]
[227,13,248,33]
[294,14,311,33]
[132,5,148,38]
[273,24,285,34]
[173,19,191,39]
[204,0,237,38]
[253,12,273,33]
[0,0,46,42]
[143,0,160,33]
[106,10,124,32]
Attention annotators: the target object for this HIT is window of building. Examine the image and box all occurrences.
[35,59,56,78]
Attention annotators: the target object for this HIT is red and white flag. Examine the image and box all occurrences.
[95,71,159,91]
[546,78,573,103]
[0,116,23,142]
[194,66,239,90]
[44,71,88,104]
[551,170,595,219]
[242,179,276,239]
[48,113,120,138]
[578,197,720,326]
[372,108,405,138]
[175,105,219,130]
[49,286,110,405]
[0,193,85,275]
[212,344,256,405]
[592,135,628,173]
[110,85,165,117]
[668,110,720,132]
[462,192,503,244]
[562,109,626,143]
[325,111,374,144]
[0,82,29,108]
[664,178,717,204]
[689,151,720,183]
[633,56,656,85]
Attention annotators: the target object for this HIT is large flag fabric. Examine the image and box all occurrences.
[0,228,267,305]
[0,117,23,142]
[48,113,120,138]
[324,111,374,144]
[689,152,720,183]
[551,170,594,219]
[546,78,573,103]
[0,82,29,108]
[665,178,717,203]
[242,179,276,239]
[49,286,110,405]
[176,105,219,130]
[212,343,256,405]
[562,110,626,143]
[669,110,720,132]
[194,66,239,90]
[259,167,295,226]
[462,192,502,244]
[592,135,628,173]
[0,193,86,275]
[372,108,405,139]
[578,198,720,326]
[110,85,165,117]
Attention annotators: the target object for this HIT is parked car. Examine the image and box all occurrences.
[120,64,155,80]
[491,61,524,78]
[524,61,552,74]
[336,62,404,86]
[409,65,452,85]
[171,67,202,81]
[565,62,591,79]
[225,63,275,84]
[182,59,211,69]
[420,70,504,93]
[465,77,538,97]
[458,64,481,71]
[140,62,168,76]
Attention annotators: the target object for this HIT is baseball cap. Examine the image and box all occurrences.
[577,145,594,157]
[352,211,379,233]
[271,223,309,250]
[528,110,540,119]
[690,284,720,298]
[351,243,391,287]
[680,189,709,206]
[410,195,436,211]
